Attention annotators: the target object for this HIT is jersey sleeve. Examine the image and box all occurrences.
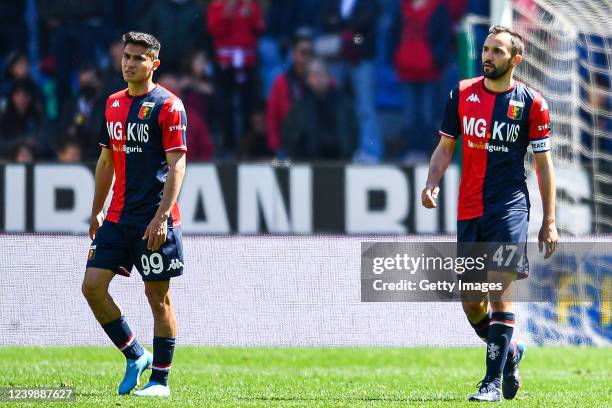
[528,93,551,153]
[439,85,460,139]
[159,98,188,152]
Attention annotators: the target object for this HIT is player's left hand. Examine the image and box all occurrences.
[143,215,168,251]
[538,221,558,259]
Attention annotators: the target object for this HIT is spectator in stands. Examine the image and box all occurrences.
[443,0,468,25]
[0,81,48,160]
[207,0,265,158]
[316,0,382,163]
[140,0,207,74]
[243,100,272,159]
[259,0,321,95]
[101,38,126,97]
[56,139,82,163]
[179,49,215,127]
[158,73,214,161]
[391,0,452,161]
[37,0,111,109]
[0,0,27,62]
[112,0,151,34]
[1,52,44,113]
[13,141,36,163]
[57,65,105,160]
[282,59,357,161]
[266,28,314,157]
[259,0,296,96]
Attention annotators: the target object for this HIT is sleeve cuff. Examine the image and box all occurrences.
[165,146,187,152]
[439,130,457,139]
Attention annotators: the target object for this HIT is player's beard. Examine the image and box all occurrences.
[482,58,512,80]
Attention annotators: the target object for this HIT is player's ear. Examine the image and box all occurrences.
[152,59,161,71]
[512,54,523,67]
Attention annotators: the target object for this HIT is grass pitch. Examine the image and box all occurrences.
[0,346,610,407]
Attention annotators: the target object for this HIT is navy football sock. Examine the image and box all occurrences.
[485,312,515,383]
[469,309,517,367]
[469,308,492,342]
[150,337,175,386]
[101,316,144,360]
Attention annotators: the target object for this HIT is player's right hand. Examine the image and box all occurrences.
[421,185,440,209]
[89,211,105,240]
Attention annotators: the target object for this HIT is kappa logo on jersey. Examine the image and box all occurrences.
[138,101,155,120]
[111,100,120,108]
[169,99,184,113]
[466,93,481,103]
[507,100,524,120]
[167,258,184,271]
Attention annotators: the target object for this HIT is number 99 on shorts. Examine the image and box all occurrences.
[141,253,164,275]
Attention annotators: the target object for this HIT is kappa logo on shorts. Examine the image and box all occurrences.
[167,258,184,271]
[88,245,96,261]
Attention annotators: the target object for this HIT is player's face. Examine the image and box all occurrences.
[481,34,517,80]
[122,43,159,83]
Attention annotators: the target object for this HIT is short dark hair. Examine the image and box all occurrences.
[292,27,313,47]
[56,138,81,153]
[488,25,524,56]
[122,31,161,59]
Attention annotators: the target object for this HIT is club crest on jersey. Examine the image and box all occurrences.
[138,102,155,120]
[507,100,524,120]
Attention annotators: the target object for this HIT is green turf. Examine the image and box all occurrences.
[0,346,610,407]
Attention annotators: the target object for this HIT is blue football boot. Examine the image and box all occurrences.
[117,349,153,395]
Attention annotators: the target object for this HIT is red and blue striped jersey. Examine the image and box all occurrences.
[100,85,187,227]
[439,76,551,220]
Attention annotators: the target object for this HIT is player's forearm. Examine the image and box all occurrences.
[155,159,186,220]
[426,144,454,187]
[91,157,114,215]
[535,157,556,224]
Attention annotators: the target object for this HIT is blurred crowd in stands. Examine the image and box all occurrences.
[0,0,608,164]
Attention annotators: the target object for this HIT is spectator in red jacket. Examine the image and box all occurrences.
[266,29,314,156]
[207,0,265,158]
[391,0,452,161]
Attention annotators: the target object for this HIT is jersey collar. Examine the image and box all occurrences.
[481,79,516,95]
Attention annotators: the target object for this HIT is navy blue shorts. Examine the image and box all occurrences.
[86,221,184,281]
[457,210,529,278]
